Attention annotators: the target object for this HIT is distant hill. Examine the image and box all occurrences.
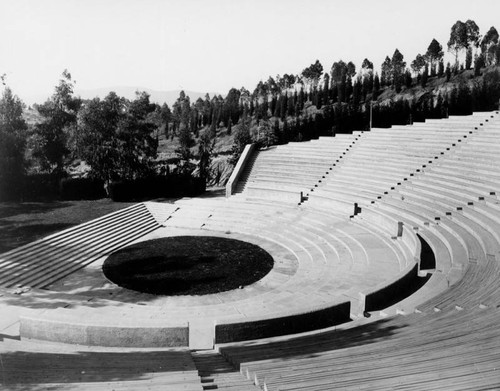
[74,87,220,107]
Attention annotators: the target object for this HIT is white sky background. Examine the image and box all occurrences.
[1,0,499,104]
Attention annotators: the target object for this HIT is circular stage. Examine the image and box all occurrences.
[102,236,274,295]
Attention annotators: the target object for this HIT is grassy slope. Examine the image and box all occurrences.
[377,66,500,104]
[0,199,136,254]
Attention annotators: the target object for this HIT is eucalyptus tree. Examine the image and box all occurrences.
[0,87,28,198]
[33,70,81,173]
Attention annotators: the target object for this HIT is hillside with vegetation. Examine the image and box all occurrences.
[1,20,500,201]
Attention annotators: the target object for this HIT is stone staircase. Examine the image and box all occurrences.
[0,203,162,289]
[192,350,260,390]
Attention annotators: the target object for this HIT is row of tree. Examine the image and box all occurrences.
[226,68,500,163]
[162,21,500,139]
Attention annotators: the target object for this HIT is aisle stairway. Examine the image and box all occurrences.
[192,350,260,390]
[0,203,163,289]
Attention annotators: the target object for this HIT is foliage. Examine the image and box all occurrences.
[448,20,480,67]
[255,119,277,148]
[481,26,499,65]
[32,70,81,173]
[465,47,473,70]
[77,91,158,182]
[198,129,215,180]
[59,177,106,200]
[411,54,426,76]
[176,114,196,175]
[229,117,252,165]
[331,60,347,85]
[445,62,452,82]
[108,174,205,201]
[391,49,406,92]
[0,87,28,200]
[425,39,444,76]
[381,56,392,86]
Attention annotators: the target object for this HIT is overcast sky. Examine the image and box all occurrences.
[1,0,499,104]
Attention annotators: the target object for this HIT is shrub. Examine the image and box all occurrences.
[20,173,64,201]
[108,175,206,202]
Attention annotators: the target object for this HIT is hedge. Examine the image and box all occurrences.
[59,178,106,200]
[0,174,206,202]
[108,175,206,202]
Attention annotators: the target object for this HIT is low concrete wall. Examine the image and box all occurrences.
[225,143,255,197]
[214,301,351,344]
[20,315,189,347]
[359,261,419,313]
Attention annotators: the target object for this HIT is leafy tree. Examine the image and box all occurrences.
[381,56,392,86]
[197,129,214,181]
[425,39,444,76]
[448,20,480,68]
[421,64,429,87]
[159,103,172,137]
[438,59,445,77]
[322,73,330,105]
[391,49,406,92]
[373,73,380,97]
[465,19,481,49]
[361,58,373,73]
[229,116,252,165]
[33,70,81,173]
[411,54,426,76]
[77,91,158,183]
[360,59,373,99]
[346,61,356,78]
[172,90,191,134]
[255,120,276,148]
[345,75,353,101]
[445,62,452,82]
[474,53,485,76]
[330,60,347,85]
[273,117,281,144]
[465,47,473,70]
[223,88,241,125]
[448,20,468,67]
[352,77,362,106]
[239,87,251,116]
[176,120,195,175]
[481,26,499,65]
[0,87,28,198]
[301,60,323,90]
[404,69,412,88]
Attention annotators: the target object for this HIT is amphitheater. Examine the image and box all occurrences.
[1,111,500,390]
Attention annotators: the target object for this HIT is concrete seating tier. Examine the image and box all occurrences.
[219,306,500,391]
[239,135,358,202]
[12,195,417,349]
[213,111,500,390]
[0,339,203,391]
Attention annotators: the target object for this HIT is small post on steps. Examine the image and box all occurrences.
[397,221,404,238]
[369,101,373,131]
